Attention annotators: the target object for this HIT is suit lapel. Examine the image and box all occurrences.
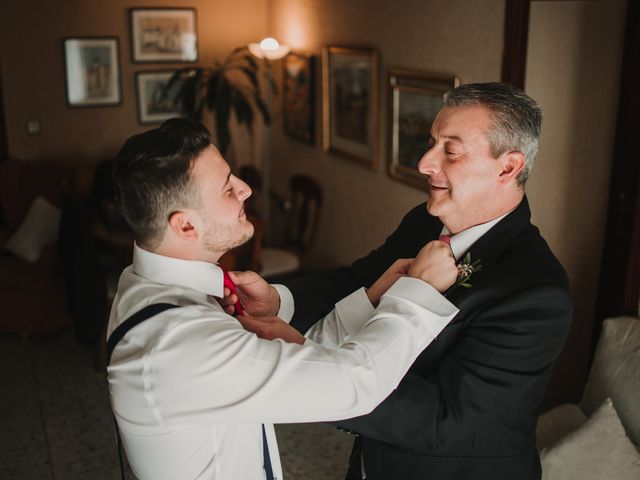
[444,196,532,306]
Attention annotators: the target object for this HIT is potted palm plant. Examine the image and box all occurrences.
[166,46,273,154]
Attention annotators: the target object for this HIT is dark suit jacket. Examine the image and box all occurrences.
[286,197,572,480]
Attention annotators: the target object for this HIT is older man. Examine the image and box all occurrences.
[235,83,572,479]
[106,118,460,479]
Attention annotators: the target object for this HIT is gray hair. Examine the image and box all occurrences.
[443,82,542,185]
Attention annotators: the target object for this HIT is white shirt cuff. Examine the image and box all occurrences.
[383,276,458,317]
[333,287,376,338]
[273,284,294,323]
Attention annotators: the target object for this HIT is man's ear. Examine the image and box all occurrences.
[168,210,199,241]
[498,151,525,185]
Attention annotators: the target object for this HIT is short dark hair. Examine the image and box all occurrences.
[444,82,542,185]
[113,118,211,249]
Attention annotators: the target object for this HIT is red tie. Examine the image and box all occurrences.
[222,269,245,316]
[439,234,451,246]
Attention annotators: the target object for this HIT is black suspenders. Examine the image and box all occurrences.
[106,303,179,480]
[106,302,276,480]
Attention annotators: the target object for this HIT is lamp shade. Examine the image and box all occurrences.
[248,37,290,60]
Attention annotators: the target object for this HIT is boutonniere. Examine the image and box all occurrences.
[456,252,482,288]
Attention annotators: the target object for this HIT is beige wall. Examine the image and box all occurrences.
[268,0,505,265]
[0,0,268,163]
[526,0,626,403]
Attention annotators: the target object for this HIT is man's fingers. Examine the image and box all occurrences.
[219,293,238,307]
[228,270,258,286]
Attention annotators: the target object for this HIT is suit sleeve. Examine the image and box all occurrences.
[332,284,572,454]
[286,203,430,333]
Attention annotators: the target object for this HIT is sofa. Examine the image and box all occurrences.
[0,159,75,336]
[0,158,100,338]
[536,316,640,479]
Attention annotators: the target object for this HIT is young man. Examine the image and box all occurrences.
[107,118,460,479]
[236,83,573,480]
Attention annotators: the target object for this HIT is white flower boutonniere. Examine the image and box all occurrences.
[456,252,482,288]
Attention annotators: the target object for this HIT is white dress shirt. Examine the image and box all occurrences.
[107,244,458,480]
[441,210,512,261]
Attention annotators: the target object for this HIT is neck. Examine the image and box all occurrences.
[445,191,523,234]
[154,235,224,264]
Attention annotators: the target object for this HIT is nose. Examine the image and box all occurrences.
[417,145,441,176]
[233,176,252,201]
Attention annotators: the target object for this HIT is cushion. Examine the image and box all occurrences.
[580,316,640,446]
[536,403,587,451]
[0,159,76,230]
[4,196,61,263]
[540,398,640,480]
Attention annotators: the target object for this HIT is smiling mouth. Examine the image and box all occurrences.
[429,182,449,191]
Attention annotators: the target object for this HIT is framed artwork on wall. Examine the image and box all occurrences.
[387,69,459,190]
[135,71,185,125]
[322,46,378,169]
[130,8,198,63]
[282,52,315,144]
[63,37,122,108]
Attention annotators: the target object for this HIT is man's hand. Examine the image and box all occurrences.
[408,240,458,292]
[367,258,413,307]
[219,271,281,317]
[236,315,305,345]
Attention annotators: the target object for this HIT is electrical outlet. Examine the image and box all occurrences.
[26,119,41,135]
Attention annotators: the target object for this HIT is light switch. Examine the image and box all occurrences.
[26,119,41,135]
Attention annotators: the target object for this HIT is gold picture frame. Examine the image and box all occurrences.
[322,46,378,169]
[388,69,459,190]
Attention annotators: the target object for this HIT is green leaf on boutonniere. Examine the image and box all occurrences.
[456,252,482,288]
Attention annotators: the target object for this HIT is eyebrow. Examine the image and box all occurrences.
[430,134,463,142]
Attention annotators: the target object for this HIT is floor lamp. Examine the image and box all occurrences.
[248,38,290,243]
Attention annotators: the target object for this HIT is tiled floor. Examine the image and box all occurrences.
[0,329,353,480]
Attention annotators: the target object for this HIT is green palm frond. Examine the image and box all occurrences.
[164,46,272,154]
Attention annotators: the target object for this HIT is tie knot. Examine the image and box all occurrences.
[439,234,451,246]
[221,269,245,316]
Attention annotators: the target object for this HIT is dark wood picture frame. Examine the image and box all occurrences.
[129,8,198,63]
[322,46,378,169]
[63,37,122,108]
[135,70,185,125]
[282,52,315,144]
[387,69,459,190]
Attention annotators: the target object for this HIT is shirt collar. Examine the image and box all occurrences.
[132,243,224,298]
[440,209,513,261]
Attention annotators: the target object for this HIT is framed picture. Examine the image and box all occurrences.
[283,52,315,144]
[388,69,459,190]
[135,71,185,125]
[322,46,378,169]
[130,8,198,63]
[63,37,121,107]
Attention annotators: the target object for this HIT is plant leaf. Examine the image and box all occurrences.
[215,79,232,153]
[206,72,221,111]
[254,94,271,125]
[230,87,254,126]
